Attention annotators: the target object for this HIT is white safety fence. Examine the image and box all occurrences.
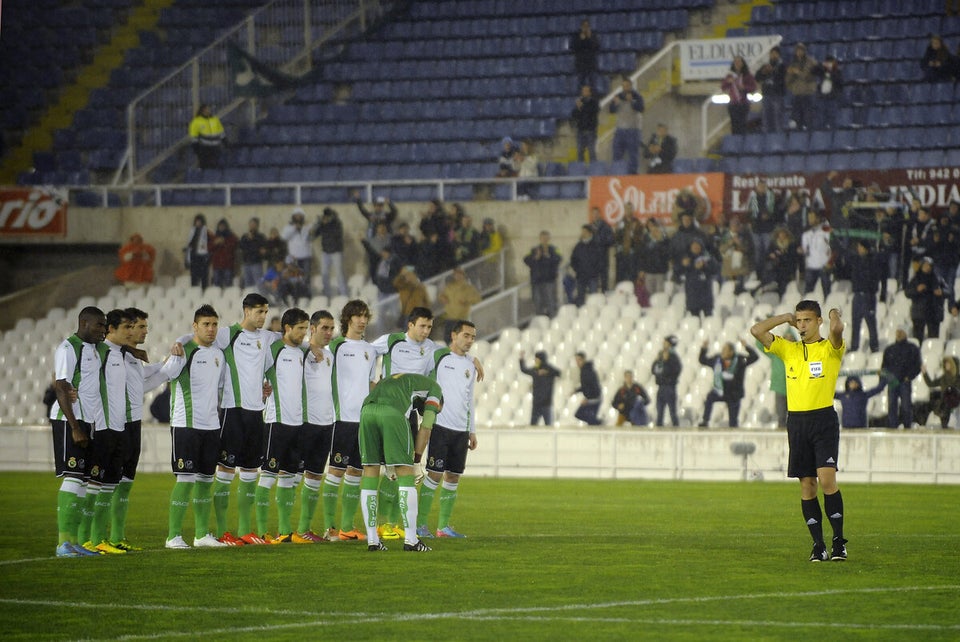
[4,425,959,484]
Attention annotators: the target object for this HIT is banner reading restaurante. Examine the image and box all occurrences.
[0,187,68,237]
[588,172,726,227]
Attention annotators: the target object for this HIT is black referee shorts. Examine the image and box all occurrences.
[786,407,840,479]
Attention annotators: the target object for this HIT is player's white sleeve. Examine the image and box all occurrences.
[143,362,168,393]
[160,354,186,381]
[371,333,389,355]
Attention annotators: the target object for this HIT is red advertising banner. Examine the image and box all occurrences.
[588,173,727,227]
[724,167,960,222]
[0,188,68,236]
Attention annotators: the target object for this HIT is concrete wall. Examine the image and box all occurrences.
[5,424,959,483]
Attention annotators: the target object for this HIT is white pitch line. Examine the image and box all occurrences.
[2,586,956,642]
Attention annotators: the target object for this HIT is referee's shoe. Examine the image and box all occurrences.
[831,537,848,561]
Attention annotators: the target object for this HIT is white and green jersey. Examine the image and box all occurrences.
[161,341,225,430]
[96,339,128,432]
[264,339,306,426]
[304,346,335,425]
[123,350,166,422]
[206,324,279,412]
[432,348,476,433]
[372,332,438,377]
[50,334,104,428]
[329,336,378,422]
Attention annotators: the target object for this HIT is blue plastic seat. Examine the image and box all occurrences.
[566,161,588,176]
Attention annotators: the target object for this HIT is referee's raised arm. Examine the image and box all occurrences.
[751,312,796,349]
[827,307,844,349]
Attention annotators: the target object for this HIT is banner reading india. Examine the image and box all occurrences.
[588,173,726,228]
[0,188,68,237]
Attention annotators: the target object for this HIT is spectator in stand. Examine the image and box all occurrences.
[574,352,603,426]
[931,211,960,310]
[847,239,881,353]
[570,18,600,91]
[747,178,779,265]
[515,140,540,200]
[570,224,604,305]
[781,192,809,242]
[612,370,650,426]
[697,339,758,428]
[678,239,719,317]
[906,205,937,267]
[281,208,313,294]
[801,210,833,298]
[638,218,671,295]
[362,222,393,281]
[519,350,561,426]
[905,256,946,341]
[786,43,818,131]
[589,206,615,292]
[417,231,446,280]
[609,78,645,174]
[652,336,682,427]
[834,376,886,429]
[390,221,419,268]
[453,214,481,264]
[496,137,519,177]
[921,356,960,429]
[479,217,502,257]
[437,267,481,330]
[312,207,348,298]
[755,227,799,298]
[114,233,155,285]
[643,123,677,174]
[814,55,843,129]
[614,214,642,285]
[755,45,786,133]
[260,258,308,307]
[719,218,754,295]
[571,85,600,163]
[184,213,212,290]
[353,191,397,239]
[188,104,225,169]
[878,206,906,294]
[419,199,455,270]
[524,230,562,318]
[881,326,922,428]
[721,55,757,135]
[393,266,430,324]
[920,34,954,82]
[210,218,238,288]
[238,217,266,288]
[670,210,712,282]
[263,226,287,267]
[372,247,400,296]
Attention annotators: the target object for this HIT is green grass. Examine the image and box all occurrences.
[1,473,958,641]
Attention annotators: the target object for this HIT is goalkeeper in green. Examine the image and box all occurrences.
[358,373,442,552]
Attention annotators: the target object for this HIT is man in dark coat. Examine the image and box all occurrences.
[519,350,561,426]
[697,339,759,427]
[574,352,603,426]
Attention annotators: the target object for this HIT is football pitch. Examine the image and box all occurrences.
[1,473,958,641]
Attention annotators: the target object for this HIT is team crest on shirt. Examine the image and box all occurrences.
[464,369,470,379]
[334,453,342,464]
[257,340,262,350]
[67,457,77,469]
[90,465,100,478]
[364,351,370,361]
[268,457,277,470]
[419,346,425,356]
[215,357,220,367]
[177,458,185,470]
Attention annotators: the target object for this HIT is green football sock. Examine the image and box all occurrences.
[276,480,295,536]
[297,478,321,533]
[192,480,214,539]
[110,481,133,542]
[237,478,257,536]
[378,476,398,524]
[77,490,96,544]
[417,476,439,529]
[90,486,114,544]
[339,475,362,532]
[57,478,83,545]
[255,483,273,536]
[168,480,192,540]
[212,476,232,537]
[437,482,459,531]
[321,475,341,531]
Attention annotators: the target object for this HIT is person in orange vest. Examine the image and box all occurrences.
[114,233,155,284]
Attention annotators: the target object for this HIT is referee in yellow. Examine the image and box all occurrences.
[751,300,847,562]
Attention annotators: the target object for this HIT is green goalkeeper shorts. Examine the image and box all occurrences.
[359,405,415,467]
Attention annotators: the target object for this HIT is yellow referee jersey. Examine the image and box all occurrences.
[766,335,845,412]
